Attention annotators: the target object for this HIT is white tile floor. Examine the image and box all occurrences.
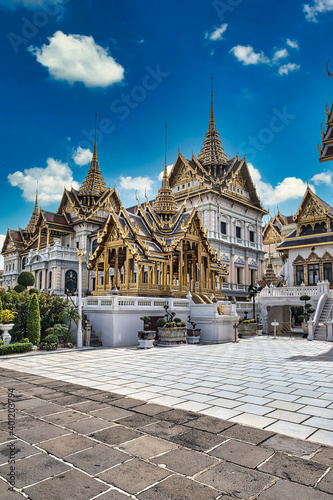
[1,336,333,446]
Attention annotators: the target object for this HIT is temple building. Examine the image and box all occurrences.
[87,159,228,301]
[1,132,121,294]
[168,80,268,297]
[318,102,333,163]
[277,186,333,287]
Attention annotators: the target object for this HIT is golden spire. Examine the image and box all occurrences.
[78,113,107,201]
[208,75,216,132]
[25,185,39,233]
[162,123,169,189]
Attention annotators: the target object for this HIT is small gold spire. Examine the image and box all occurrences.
[162,123,169,189]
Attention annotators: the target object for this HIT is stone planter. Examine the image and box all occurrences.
[302,323,308,334]
[238,323,257,337]
[138,331,155,349]
[0,323,14,345]
[157,327,187,345]
[186,328,201,344]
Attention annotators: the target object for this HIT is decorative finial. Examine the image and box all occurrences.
[92,112,98,164]
[209,75,216,132]
[162,123,169,189]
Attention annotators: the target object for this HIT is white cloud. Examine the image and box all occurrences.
[119,176,154,199]
[0,235,5,270]
[205,23,228,41]
[28,31,125,88]
[248,163,311,205]
[229,45,270,65]
[0,0,64,9]
[72,147,93,166]
[311,171,333,185]
[286,38,299,49]
[303,0,333,22]
[8,158,80,204]
[278,63,300,76]
[158,165,173,181]
[273,48,289,62]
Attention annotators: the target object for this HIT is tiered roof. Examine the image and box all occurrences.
[319,102,333,162]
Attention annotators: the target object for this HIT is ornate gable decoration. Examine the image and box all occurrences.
[306,251,320,263]
[294,187,331,235]
[293,254,305,265]
[263,222,282,245]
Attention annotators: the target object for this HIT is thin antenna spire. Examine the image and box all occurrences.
[162,123,169,188]
[92,112,98,165]
[209,75,216,132]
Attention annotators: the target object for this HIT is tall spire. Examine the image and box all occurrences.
[25,185,39,233]
[198,76,228,169]
[78,113,107,201]
[153,125,177,222]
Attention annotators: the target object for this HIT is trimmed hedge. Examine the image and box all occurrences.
[39,343,58,351]
[27,294,41,344]
[0,343,33,355]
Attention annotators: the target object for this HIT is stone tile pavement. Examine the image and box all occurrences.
[0,367,333,499]
[1,337,333,445]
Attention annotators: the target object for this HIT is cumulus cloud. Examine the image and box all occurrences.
[311,171,333,186]
[286,38,299,49]
[205,23,228,41]
[229,45,270,65]
[119,176,154,199]
[158,165,173,181]
[0,0,64,9]
[273,48,289,62]
[8,158,80,204]
[28,31,125,88]
[303,0,333,22]
[72,147,93,166]
[278,63,300,75]
[248,163,311,205]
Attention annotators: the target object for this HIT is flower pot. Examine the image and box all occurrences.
[157,327,187,345]
[302,323,308,334]
[186,328,201,344]
[138,330,155,349]
[238,323,257,336]
[0,323,14,345]
[256,328,263,336]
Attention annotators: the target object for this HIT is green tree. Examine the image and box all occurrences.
[27,294,41,344]
[0,297,2,323]
[17,271,35,288]
[14,284,26,293]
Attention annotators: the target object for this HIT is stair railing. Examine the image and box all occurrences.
[313,293,328,335]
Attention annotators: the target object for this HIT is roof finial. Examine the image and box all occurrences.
[209,75,216,132]
[162,123,169,188]
[92,112,98,164]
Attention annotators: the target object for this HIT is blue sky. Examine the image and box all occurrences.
[0,0,333,260]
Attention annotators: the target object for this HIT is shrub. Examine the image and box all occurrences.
[17,271,35,288]
[11,330,24,342]
[0,343,33,355]
[14,285,26,293]
[21,338,30,344]
[29,288,39,295]
[53,324,70,343]
[44,334,59,344]
[39,343,58,351]
[27,294,41,344]
[140,316,151,330]
[1,310,16,324]
[174,317,182,324]
[157,318,166,327]
[0,339,3,345]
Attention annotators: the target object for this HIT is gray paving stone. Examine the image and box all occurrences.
[49,394,84,406]
[221,423,274,444]
[65,443,129,475]
[89,424,142,445]
[171,428,227,452]
[0,439,41,464]
[23,468,109,500]
[89,392,124,403]
[44,409,89,426]
[262,434,321,457]
[37,391,69,401]
[210,439,273,468]
[317,469,333,494]
[137,474,220,500]
[259,451,328,486]
[96,490,134,500]
[99,457,170,494]
[118,434,178,459]
[38,433,95,457]
[66,416,114,434]
[0,452,70,488]
[313,446,333,467]
[152,447,219,475]
[184,415,235,433]
[0,476,26,498]
[0,430,10,444]
[116,413,159,429]
[90,406,132,421]
[131,403,170,415]
[141,420,188,439]
[15,423,70,444]
[197,461,275,498]
[157,408,199,424]
[112,397,147,409]
[68,400,109,413]
[23,402,67,417]
[257,479,333,500]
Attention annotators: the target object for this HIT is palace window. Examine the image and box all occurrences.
[295,265,304,285]
[249,230,255,243]
[324,263,333,284]
[92,239,98,253]
[221,221,227,234]
[22,257,26,270]
[308,263,319,285]
[236,267,242,284]
[49,271,52,289]
[236,227,241,239]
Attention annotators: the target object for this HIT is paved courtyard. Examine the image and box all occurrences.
[1,337,333,446]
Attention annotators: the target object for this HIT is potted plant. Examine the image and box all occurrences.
[157,306,187,345]
[256,315,263,336]
[238,318,257,337]
[138,316,155,349]
[0,309,16,345]
[298,295,315,335]
[187,315,201,344]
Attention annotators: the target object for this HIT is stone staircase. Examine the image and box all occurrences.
[90,332,103,347]
[314,297,333,340]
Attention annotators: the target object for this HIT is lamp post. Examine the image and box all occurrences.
[248,284,261,320]
[77,248,86,349]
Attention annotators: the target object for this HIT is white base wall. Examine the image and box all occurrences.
[190,302,239,344]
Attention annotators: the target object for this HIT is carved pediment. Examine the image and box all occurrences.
[306,251,320,263]
[263,224,282,245]
[299,197,325,221]
[174,164,192,184]
[322,251,333,261]
[293,254,305,265]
